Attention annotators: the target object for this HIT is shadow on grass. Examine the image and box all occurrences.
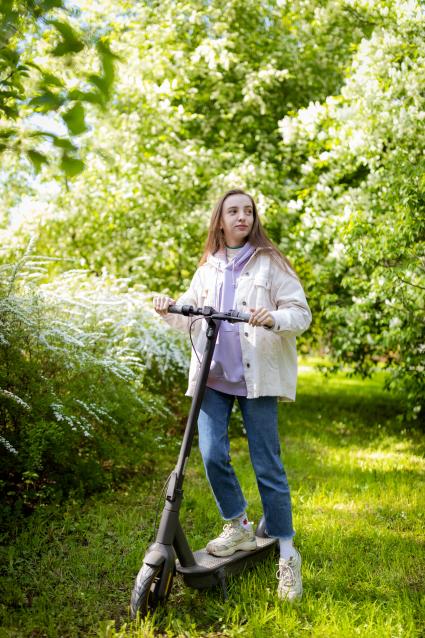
[115,373,425,636]
[283,373,423,451]
[140,519,424,637]
[3,369,424,638]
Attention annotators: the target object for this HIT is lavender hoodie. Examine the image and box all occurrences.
[207,242,255,396]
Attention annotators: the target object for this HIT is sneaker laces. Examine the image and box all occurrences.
[276,560,296,587]
[219,523,236,538]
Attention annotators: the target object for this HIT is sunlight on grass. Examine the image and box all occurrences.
[2,366,424,638]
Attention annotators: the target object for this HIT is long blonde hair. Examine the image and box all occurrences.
[199,189,295,274]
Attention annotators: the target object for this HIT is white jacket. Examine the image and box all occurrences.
[164,247,312,401]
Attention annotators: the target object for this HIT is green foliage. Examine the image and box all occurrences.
[0,244,188,515]
[0,0,118,175]
[3,0,376,289]
[277,2,425,422]
[1,367,423,637]
[0,0,423,502]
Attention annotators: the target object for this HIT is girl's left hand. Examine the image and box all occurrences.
[249,307,275,328]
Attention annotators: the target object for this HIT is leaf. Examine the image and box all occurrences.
[25,61,43,73]
[29,130,77,152]
[61,155,84,177]
[40,0,63,9]
[0,128,14,138]
[96,39,119,97]
[15,64,31,77]
[84,41,119,105]
[0,48,19,66]
[68,89,103,105]
[39,71,64,88]
[62,103,87,135]
[48,19,85,56]
[0,89,20,99]
[52,137,77,151]
[28,150,49,173]
[87,74,108,96]
[0,104,18,118]
[29,91,65,111]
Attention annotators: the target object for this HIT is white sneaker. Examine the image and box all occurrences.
[206,520,257,557]
[277,550,303,602]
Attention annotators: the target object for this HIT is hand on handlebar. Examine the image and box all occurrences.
[153,294,176,316]
[249,307,275,328]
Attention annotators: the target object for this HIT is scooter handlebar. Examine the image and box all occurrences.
[168,304,251,323]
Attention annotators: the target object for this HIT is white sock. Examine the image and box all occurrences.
[235,512,251,530]
[279,538,296,560]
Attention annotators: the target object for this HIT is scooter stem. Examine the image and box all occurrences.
[155,317,220,553]
[173,317,220,495]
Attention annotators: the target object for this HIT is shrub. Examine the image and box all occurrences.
[0,245,188,518]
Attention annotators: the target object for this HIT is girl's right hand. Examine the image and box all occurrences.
[153,294,175,316]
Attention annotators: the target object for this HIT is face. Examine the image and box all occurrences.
[220,193,254,247]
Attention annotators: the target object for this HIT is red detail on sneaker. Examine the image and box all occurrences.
[243,518,248,525]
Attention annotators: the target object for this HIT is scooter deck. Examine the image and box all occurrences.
[176,536,278,589]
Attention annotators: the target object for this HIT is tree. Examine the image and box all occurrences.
[2,0,377,291]
[0,0,117,176]
[2,0,423,424]
[277,0,425,421]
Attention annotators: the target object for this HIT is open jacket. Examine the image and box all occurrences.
[163,247,312,401]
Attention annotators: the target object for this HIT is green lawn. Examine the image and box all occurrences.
[1,364,424,637]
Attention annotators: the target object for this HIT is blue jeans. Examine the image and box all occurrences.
[197,387,295,539]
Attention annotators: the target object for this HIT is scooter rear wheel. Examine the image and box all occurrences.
[130,562,170,619]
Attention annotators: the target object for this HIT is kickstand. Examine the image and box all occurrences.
[217,568,228,601]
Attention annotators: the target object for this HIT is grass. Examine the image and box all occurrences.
[1,363,424,637]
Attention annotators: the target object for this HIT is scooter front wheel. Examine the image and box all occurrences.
[130,562,172,620]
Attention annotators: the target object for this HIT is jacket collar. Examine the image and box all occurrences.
[206,246,270,271]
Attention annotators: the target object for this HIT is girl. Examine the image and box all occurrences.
[153,188,311,601]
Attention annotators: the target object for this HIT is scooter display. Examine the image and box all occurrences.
[130,304,278,619]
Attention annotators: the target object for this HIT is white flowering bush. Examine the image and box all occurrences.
[1,0,422,438]
[1,0,376,296]
[0,245,188,512]
[277,1,425,422]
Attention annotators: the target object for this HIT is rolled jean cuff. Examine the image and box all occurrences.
[268,530,296,541]
[222,507,248,522]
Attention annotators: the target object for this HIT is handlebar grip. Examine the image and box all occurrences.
[168,304,195,316]
[168,305,252,323]
[225,309,251,322]
[168,304,181,314]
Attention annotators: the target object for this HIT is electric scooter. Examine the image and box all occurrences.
[130,304,278,619]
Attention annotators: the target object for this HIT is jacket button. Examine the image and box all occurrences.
[242,301,247,306]
[244,332,248,337]
[246,362,250,368]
